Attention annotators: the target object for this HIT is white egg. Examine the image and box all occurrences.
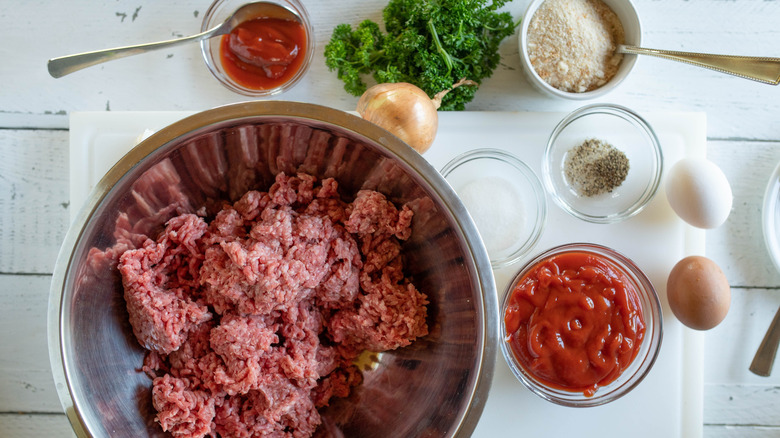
[665,158,732,229]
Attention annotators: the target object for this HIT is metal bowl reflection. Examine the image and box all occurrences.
[48,102,497,437]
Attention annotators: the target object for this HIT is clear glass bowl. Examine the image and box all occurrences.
[500,243,663,407]
[543,104,663,224]
[441,149,547,269]
[200,0,314,97]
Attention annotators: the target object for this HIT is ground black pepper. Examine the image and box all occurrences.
[564,138,629,197]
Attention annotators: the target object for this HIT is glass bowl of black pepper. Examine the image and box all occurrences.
[543,103,663,224]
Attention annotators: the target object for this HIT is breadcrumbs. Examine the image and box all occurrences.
[527,0,625,92]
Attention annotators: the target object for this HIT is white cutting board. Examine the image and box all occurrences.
[70,110,705,438]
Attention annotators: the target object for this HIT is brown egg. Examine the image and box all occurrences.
[667,256,730,330]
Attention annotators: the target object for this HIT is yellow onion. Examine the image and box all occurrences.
[356,79,476,154]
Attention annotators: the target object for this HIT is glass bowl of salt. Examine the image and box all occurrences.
[441,149,547,269]
[543,103,663,224]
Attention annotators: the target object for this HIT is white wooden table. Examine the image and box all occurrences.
[2,0,779,436]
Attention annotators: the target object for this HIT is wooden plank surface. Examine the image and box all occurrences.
[2,0,780,436]
[0,274,62,412]
[0,130,69,274]
[0,414,76,438]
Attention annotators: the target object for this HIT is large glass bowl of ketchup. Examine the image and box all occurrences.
[501,243,662,407]
[200,0,314,96]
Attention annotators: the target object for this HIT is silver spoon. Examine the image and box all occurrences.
[47,1,299,78]
[617,45,780,85]
[750,306,780,376]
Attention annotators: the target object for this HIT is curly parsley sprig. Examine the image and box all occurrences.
[324,0,518,111]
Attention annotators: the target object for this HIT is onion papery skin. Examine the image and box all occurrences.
[357,83,438,154]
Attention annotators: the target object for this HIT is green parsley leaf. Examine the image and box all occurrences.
[324,0,518,111]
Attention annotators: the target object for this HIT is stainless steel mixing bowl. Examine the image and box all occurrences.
[48,101,497,438]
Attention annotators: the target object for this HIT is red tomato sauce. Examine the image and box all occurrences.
[504,251,646,396]
[219,17,307,90]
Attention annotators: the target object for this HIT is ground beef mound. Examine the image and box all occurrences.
[119,172,428,438]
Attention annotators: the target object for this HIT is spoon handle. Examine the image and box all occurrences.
[618,45,780,85]
[47,25,222,78]
[750,306,780,377]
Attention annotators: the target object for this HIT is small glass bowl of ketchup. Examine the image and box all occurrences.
[500,243,662,407]
[200,0,314,96]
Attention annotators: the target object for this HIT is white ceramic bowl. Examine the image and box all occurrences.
[762,161,780,273]
[518,0,642,100]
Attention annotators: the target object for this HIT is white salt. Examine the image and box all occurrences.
[457,176,526,255]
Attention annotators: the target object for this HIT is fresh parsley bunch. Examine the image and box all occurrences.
[324,0,517,111]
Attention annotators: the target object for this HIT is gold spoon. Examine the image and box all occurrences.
[47,1,299,78]
[617,45,780,85]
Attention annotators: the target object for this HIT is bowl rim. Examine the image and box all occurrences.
[762,160,780,273]
[47,101,498,437]
[542,103,664,224]
[199,0,316,97]
[518,0,642,100]
[440,148,548,269]
[499,242,664,407]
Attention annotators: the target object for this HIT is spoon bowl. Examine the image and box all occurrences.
[46,1,296,78]
[750,306,780,376]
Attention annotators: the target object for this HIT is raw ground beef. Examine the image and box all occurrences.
[118,172,428,438]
